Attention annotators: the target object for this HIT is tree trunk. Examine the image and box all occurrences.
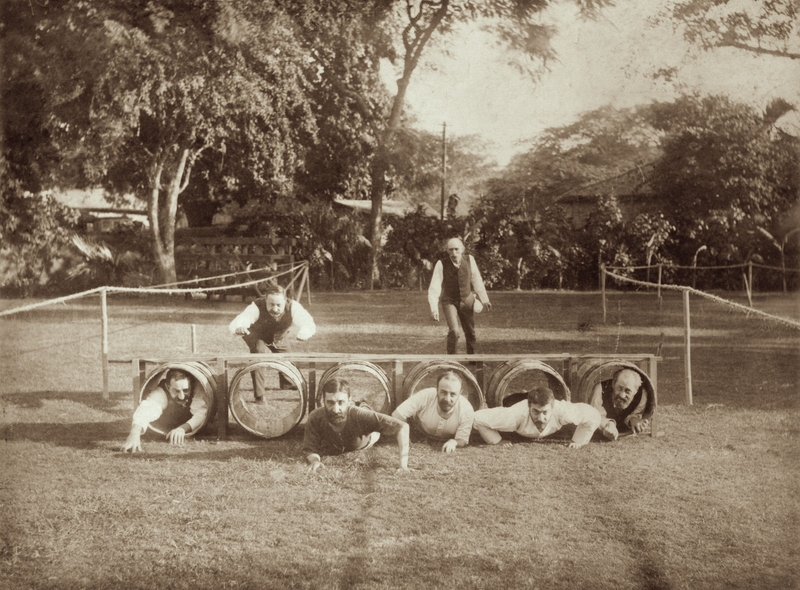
[147,147,191,285]
[368,147,389,289]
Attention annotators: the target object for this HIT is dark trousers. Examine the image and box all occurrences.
[242,335,289,398]
[442,299,476,354]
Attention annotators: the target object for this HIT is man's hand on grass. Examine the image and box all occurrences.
[629,417,648,434]
[167,428,186,446]
[121,430,142,453]
[442,439,458,453]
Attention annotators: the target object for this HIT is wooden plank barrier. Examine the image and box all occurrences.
[128,353,659,440]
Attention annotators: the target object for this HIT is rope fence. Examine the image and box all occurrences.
[604,260,800,297]
[601,265,800,406]
[0,260,311,398]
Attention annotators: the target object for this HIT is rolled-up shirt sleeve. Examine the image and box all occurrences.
[623,391,649,427]
[558,402,602,446]
[228,302,260,335]
[356,407,405,437]
[132,388,169,433]
[392,392,424,423]
[587,382,616,431]
[427,260,444,314]
[473,406,522,445]
[185,383,210,433]
[454,403,475,446]
[291,301,316,341]
[469,255,489,305]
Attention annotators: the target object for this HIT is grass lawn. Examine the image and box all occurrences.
[1,289,798,589]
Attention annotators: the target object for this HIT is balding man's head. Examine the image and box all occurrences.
[611,369,643,410]
[446,238,464,264]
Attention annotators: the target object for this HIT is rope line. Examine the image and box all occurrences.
[0,262,308,318]
[605,262,799,273]
[603,269,800,330]
[147,260,302,289]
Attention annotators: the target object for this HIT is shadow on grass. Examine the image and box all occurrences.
[0,390,131,411]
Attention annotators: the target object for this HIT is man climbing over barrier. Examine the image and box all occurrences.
[588,368,652,440]
[228,283,316,402]
[121,368,211,452]
[391,370,474,453]
[472,386,601,448]
[303,378,410,473]
[428,237,492,354]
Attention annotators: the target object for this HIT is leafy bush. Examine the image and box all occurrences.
[0,176,80,296]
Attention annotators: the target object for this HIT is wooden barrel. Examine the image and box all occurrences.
[138,361,219,436]
[228,360,307,439]
[317,361,392,414]
[487,360,570,407]
[402,360,485,411]
[572,359,656,418]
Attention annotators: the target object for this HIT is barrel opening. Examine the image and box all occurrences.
[138,362,219,437]
[402,361,485,411]
[228,360,307,439]
[317,362,392,414]
[573,360,657,429]
[488,360,570,408]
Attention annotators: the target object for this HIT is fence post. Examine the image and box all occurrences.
[191,324,198,353]
[100,288,109,400]
[601,264,607,324]
[683,289,693,406]
[657,263,663,311]
[748,261,754,306]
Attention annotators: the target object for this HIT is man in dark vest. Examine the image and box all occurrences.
[228,283,316,402]
[428,237,492,354]
[121,368,211,452]
[588,368,653,440]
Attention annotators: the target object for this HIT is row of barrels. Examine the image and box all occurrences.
[139,358,656,439]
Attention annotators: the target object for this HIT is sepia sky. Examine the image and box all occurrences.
[385,0,800,166]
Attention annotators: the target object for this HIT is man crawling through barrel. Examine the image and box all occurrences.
[121,368,211,452]
[303,378,410,473]
[588,368,652,440]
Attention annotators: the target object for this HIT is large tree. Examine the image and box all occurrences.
[649,94,798,263]
[660,0,799,60]
[2,0,316,283]
[282,0,609,287]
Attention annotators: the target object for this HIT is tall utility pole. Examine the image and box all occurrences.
[440,122,447,220]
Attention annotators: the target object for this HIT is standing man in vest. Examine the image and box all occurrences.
[228,283,316,402]
[428,237,492,354]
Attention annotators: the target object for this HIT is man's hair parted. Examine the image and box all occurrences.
[321,378,350,397]
[526,386,554,407]
[264,282,286,298]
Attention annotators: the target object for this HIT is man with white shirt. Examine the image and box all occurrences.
[121,369,210,452]
[228,283,316,401]
[392,371,474,453]
[473,386,601,449]
[428,237,492,354]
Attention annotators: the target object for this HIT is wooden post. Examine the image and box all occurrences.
[657,263,663,311]
[742,264,753,308]
[191,324,198,353]
[305,264,312,305]
[297,263,308,305]
[216,357,228,440]
[100,288,109,400]
[132,359,142,409]
[600,264,607,324]
[392,360,404,408]
[748,261,753,306]
[647,354,659,437]
[682,290,693,406]
[308,362,316,411]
